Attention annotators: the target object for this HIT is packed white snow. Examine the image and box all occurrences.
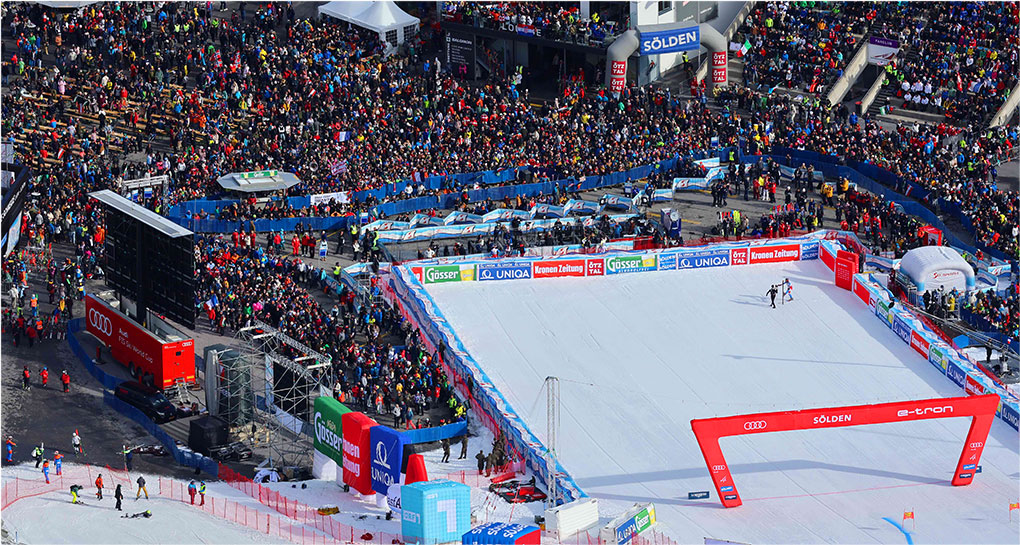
[424,259,1020,544]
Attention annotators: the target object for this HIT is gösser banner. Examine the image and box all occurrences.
[313,396,351,466]
[639,26,700,55]
[691,394,999,508]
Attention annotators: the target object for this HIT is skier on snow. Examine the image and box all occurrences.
[70,484,83,504]
[782,278,794,303]
[95,473,104,500]
[114,484,124,511]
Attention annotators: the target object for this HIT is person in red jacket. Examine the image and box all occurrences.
[40,366,49,388]
[22,366,31,390]
[61,370,71,393]
[95,474,104,500]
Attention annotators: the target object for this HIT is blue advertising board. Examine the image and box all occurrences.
[1001,403,1019,430]
[676,248,730,269]
[462,523,541,544]
[370,425,405,495]
[946,361,967,388]
[477,262,533,282]
[657,252,678,271]
[639,26,700,55]
[891,314,912,343]
[800,241,819,260]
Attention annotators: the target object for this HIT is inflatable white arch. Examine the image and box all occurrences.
[897,246,975,293]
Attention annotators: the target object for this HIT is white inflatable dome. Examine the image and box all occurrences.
[898,245,975,293]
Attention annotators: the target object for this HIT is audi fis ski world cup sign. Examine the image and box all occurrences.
[691,394,999,508]
[639,26,700,55]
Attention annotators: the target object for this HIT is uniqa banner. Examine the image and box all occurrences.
[313,396,351,465]
[370,425,405,495]
[639,26,700,55]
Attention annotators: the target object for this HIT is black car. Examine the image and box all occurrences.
[114,381,177,423]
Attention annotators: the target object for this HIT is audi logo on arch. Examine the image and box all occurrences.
[711,465,726,472]
[743,421,767,431]
[969,442,983,449]
[89,309,113,336]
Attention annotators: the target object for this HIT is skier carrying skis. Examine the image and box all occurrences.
[766,285,779,308]
[782,278,794,303]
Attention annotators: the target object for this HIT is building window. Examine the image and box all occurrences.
[403,24,418,39]
[658,1,672,15]
[385,29,398,47]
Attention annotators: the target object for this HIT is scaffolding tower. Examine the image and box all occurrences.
[226,320,333,471]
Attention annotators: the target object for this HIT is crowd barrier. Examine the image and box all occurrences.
[818,242,1020,431]
[375,213,640,244]
[169,149,733,233]
[215,465,401,545]
[388,234,825,505]
[66,318,220,477]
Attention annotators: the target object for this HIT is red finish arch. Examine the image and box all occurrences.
[690,394,1000,508]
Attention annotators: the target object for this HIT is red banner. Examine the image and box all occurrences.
[834,256,858,290]
[712,51,727,84]
[820,244,835,271]
[533,259,586,278]
[610,60,626,77]
[691,394,999,508]
[852,275,872,305]
[585,258,604,276]
[910,331,931,358]
[965,376,985,396]
[729,248,748,266]
[341,412,378,495]
[748,244,800,264]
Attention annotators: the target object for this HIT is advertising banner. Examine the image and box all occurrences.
[1001,404,1019,430]
[482,209,532,223]
[364,220,410,232]
[444,211,484,225]
[477,262,533,282]
[947,361,967,388]
[563,199,601,216]
[529,204,566,218]
[672,177,710,191]
[610,504,656,545]
[965,376,985,397]
[409,213,444,228]
[677,248,731,270]
[820,243,836,270]
[370,425,406,495]
[748,244,800,264]
[875,300,892,327]
[711,51,727,84]
[639,26,700,55]
[601,194,634,211]
[909,331,931,359]
[651,189,673,202]
[313,396,351,465]
[800,241,819,260]
[834,258,856,290]
[729,248,748,266]
[891,314,912,343]
[585,258,605,276]
[342,412,378,495]
[532,259,586,278]
[928,344,948,374]
[422,264,476,284]
[310,191,350,205]
[610,60,627,92]
[605,255,657,275]
[867,36,900,66]
[657,252,678,271]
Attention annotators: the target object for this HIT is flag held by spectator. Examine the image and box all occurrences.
[738,39,751,58]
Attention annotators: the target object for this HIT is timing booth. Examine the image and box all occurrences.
[892,246,975,305]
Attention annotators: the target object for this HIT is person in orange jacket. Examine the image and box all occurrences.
[42,458,50,483]
[95,474,104,500]
[53,450,63,474]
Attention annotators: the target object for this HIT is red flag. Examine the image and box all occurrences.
[903,511,914,520]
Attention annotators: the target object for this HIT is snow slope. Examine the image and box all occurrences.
[1,463,291,544]
[424,259,1020,544]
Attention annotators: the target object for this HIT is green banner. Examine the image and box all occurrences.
[313,396,351,464]
[605,255,657,275]
[423,264,475,284]
[240,170,278,178]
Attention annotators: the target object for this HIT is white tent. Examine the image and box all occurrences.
[318,1,420,48]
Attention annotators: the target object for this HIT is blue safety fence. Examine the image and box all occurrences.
[401,420,467,445]
[67,318,219,477]
[169,149,734,234]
